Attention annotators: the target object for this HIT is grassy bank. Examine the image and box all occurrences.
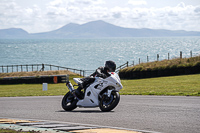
[0,74,199,97]
[120,55,200,72]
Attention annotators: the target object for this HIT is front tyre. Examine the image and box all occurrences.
[61,92,77,111]
[99,91,120,112]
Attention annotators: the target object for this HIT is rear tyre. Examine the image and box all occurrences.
[99,91,120,112]
[61,92,77,111]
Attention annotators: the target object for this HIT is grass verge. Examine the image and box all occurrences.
[121,74,200,96]
[0,129,40,133]
[0,74,200,97]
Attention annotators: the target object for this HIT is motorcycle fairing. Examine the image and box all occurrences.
[77,77,103,107]
[76,73,123,107]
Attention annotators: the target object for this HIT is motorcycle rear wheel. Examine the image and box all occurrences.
[99,91,120,112]
[61,92,78,111]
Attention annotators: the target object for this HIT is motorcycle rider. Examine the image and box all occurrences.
[76,60,116,98]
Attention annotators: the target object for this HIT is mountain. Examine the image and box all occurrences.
[0,28,29,39]
[0,20,200,39]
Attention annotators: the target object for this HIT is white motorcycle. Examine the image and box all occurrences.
[61,72,123,112]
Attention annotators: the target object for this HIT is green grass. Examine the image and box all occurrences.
[0,75,82,97]
[0,74,200,97]
[120,74,200,96]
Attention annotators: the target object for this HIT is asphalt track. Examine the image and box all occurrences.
[0,95,200,133]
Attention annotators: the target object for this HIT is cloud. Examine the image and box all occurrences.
[0,0,200,33]
[128,0,147,6]
[110,2,200,31]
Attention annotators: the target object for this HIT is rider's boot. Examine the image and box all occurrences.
[75,87,84,99]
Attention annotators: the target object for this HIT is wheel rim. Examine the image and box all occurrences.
[102,94,114,108]
[64,95,74,106]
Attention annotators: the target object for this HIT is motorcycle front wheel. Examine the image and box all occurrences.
[61,92,78,111]
[99,91,120,112]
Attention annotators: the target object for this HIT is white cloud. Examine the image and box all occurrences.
[0,0,200,33]
[128,0,147,6]
[110,2,200,31]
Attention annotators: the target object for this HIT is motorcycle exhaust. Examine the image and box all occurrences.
[66,81,75,92]
[66,81,80,100]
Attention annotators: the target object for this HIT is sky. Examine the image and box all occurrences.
[0,0,200,33]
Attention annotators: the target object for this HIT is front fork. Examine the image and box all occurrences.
[100,88,114,99]
[107,89,113,97]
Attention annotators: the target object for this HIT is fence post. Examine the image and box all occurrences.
[147,56,149,62]
[17,65,18,72]
[2,66,3,73]
[12,65,13,72]
[157,54,159,61]
[42,64,44,71]
[133,61,134,66]
[32,65,33,71]
[180,51,182,59]
[190,51,192,57]
[139,58,140,64]
[7,66,8,73]
[26,65,28,72]
[127,61,129,67]
[21,65,23,72]
[168,53,169,60]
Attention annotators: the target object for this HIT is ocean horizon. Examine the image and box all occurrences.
[0,37,200,74]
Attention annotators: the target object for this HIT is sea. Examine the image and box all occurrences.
[0,37,200,73]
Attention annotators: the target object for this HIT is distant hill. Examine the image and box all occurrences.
[0,28,29,39]
[0,20,200,39]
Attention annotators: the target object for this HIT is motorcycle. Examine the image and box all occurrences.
[61,72,123,112]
